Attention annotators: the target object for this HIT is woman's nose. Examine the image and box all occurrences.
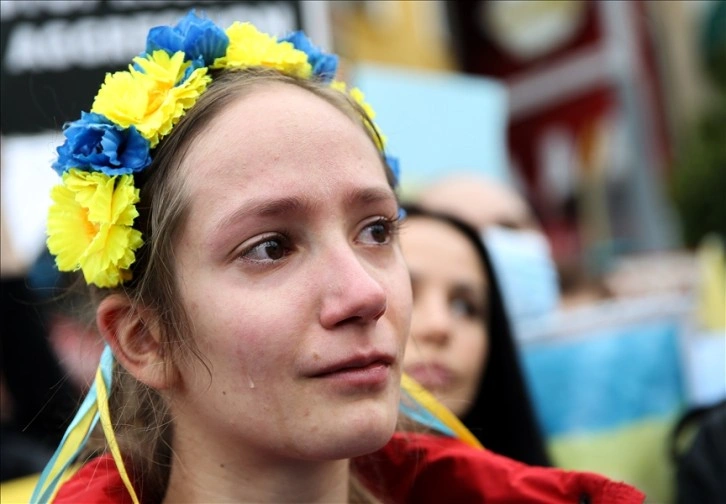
[411,292,451,346]
[318,246,387,329]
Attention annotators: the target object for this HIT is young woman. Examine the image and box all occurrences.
[400,204,551,466]
[32,11,645,504]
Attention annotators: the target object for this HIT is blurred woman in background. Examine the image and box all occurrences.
[400,203,551,466]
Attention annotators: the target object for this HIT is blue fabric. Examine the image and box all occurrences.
[399,390,456,438]
[30,346,114,504]
[521,320,685,436]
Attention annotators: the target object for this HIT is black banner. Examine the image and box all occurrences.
[1,0,303,134]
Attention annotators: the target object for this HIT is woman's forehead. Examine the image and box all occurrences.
[175,89,392,232]
[402,218,487,280]
[193,83,356,139]
[180,84,374,176]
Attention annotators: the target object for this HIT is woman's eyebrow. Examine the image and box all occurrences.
[212,186,396,236]
[343,187,398,208]
[212,196,311,234]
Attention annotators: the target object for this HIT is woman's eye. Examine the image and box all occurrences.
[450,297,484,320]
[240,237,290,263]
[359,218,397,245]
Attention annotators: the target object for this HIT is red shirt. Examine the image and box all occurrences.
[355,433,645,503]
[55,433,645,503]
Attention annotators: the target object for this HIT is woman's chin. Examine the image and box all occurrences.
[303,406,398,461]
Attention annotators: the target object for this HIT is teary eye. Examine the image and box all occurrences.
[358,217,399,245]
[241,236,291,263]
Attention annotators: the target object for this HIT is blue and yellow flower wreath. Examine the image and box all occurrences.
[46,10,399,289]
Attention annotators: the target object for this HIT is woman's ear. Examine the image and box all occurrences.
[96,294,171,390]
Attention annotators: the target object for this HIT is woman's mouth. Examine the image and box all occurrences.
[404,362,454,391]
[309,354,394,392]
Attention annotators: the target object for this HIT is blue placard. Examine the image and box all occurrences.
[351,63,511,191]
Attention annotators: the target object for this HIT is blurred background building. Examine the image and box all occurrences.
[1,1,724,503]
[331,0,723,281]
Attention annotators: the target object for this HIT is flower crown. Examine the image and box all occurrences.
[46,11,400,289]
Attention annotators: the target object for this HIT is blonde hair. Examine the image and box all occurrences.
[88,68,396,502]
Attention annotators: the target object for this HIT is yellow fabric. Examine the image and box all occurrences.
[697,235,726,330]
[1,473,41,504]
[33,403,97,502]
[95,365,140,504]
[1,468,81,504]
[401,373,483,449]
[549,414,678,504]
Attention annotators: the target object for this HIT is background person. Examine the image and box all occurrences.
[400,203,551,466]
[672,399,726,504]
[415,173,570,328]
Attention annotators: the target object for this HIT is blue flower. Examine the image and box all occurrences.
[385,155,401,187]
[280,31,338,81]
[53,112,152,176]
[145,10,229,67]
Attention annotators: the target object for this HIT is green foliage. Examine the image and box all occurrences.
[670,95,726,247]
[702,0,726,92]
[670,1,726,248]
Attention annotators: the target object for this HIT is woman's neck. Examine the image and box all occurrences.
[161,425,351,503]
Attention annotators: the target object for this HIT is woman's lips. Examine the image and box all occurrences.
[315,361,390,389]
[405,363,454,391]
[309,354,394,391]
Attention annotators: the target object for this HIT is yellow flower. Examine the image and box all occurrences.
[331,80,386,150]
[46,169,143,288]
[349,87,376,121]
[330,80,347,93]
[92,51,211,147]
[213,22,311,78]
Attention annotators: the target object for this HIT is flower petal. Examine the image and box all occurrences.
[46,169,143,287]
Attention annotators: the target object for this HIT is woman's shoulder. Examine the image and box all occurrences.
[355,432,646,504]
[53,454,135,504]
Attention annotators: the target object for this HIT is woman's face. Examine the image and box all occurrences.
[169,83,412,462]
[400,216,489,417]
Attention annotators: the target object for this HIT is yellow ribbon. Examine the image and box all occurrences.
[95,364,140,504]
[401,373,484,449]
